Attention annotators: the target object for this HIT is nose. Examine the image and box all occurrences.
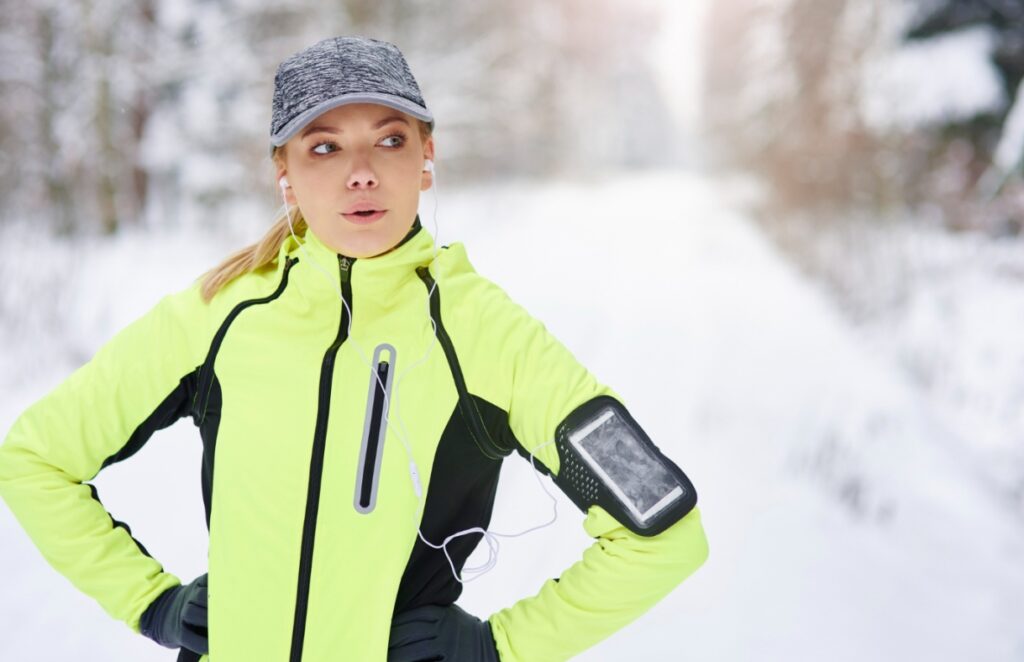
[347,157,378,190]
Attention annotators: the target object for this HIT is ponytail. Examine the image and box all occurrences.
[198,206,306,304]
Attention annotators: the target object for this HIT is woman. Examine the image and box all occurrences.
[0,36,708,661]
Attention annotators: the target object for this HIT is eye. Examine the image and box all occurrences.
[380,132,407,148]
[311,141,338,156]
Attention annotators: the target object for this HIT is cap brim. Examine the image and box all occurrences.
[269,93,434,151]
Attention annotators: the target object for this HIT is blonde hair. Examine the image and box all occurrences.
[198,119,433,304]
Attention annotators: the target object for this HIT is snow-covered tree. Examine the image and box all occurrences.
[702,0,1023,233]
[0,0,162,235]
[703,0,898,213]
[903,0,1024,232]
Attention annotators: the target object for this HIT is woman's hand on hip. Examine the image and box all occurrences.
[139,573,209,655]
[389,603,499,662]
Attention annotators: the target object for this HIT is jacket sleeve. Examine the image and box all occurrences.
[0,282,209,633]
[485,295,710,662]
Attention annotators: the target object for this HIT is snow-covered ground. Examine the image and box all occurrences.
[1,171,1022,660]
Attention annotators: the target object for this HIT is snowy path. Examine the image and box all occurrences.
[1,171,1021,660]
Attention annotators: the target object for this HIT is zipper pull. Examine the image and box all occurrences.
[338,255,354,284]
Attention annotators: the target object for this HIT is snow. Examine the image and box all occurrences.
[2,171,1022,660]
[994,82,1024,173]
[861,25,1006,131]
[855,225,1024,511]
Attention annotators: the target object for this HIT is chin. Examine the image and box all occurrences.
[341,233,400,258]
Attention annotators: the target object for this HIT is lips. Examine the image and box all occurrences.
[341,200,387,224]
[341,209,387,224]
[343,201,384,214]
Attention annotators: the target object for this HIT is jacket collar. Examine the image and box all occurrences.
[278,215,436,304]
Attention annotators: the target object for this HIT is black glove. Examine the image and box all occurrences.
[139,573,209,655]
[388,604,499,662]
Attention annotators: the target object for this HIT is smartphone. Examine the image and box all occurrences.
[567,405,686,526]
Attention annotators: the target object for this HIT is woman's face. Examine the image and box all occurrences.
[277,103,434,258]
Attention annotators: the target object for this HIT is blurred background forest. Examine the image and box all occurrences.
[1,0,1022,659]
[0,0,674,235]
[706,0,1024,317]
[3,0,1021,239]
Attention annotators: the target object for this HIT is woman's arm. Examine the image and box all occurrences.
[488,294,709,662]
[0,283,209,635]
[489,506,708,661]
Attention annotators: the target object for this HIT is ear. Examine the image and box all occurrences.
[420,137,435,192]
[277,170,297,206]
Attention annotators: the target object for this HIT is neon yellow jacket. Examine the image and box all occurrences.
[0,218,708,661]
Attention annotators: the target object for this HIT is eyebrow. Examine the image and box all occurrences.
[300,114,410,139]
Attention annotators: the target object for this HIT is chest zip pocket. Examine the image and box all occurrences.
[354,343,396,514]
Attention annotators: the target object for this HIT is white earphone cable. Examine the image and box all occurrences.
[278,162,559,584]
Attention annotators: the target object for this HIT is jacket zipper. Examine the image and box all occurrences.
[355,345,395,514]
[289,254,354,662]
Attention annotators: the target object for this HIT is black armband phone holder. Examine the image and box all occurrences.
[552,395,697,537]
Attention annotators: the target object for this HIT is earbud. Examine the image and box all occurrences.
[422,159,434,173]
[279,176,290,191]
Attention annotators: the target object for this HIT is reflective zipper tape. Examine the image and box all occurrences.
[354,343,396,514]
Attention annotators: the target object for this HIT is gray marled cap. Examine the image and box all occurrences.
[270,36,433,153]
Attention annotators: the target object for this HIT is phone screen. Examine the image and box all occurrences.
[568,407,684,524]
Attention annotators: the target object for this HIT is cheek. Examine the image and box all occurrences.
[385,163,424,196]
[386,159,420,183]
